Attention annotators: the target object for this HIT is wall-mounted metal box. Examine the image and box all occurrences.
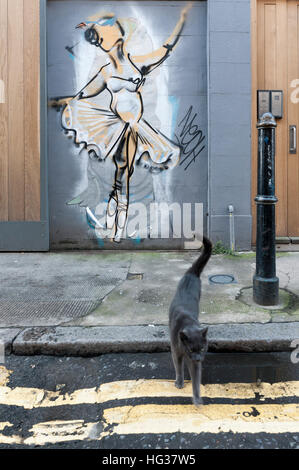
[257,90,283,119]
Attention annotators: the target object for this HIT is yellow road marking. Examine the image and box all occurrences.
[24,420,99,446]
[0,422,22,445]
[0,366,12,387]
[0,435,23,445]
[0,380,298,409]
[98,380,299,401]
[1,366,297,445]
[101,403,299,436]
[0,420,99,446]
[1,403,297,445]
[0,386,97,409]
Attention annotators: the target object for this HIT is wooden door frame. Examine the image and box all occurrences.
[40,0,49,243]
[0,0,49,251]
[251,0,295,244]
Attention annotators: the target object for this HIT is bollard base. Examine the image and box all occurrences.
[253,275,279,306]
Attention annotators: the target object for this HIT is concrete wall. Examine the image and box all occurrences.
[207,0,252,250]
[47,0,208,249]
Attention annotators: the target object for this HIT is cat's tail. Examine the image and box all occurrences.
[187,235,213,277]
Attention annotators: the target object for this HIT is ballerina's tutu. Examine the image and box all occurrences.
[61,98,180,170]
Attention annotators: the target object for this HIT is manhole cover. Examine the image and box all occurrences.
[209,274,235,284]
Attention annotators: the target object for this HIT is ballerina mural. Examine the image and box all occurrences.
[51,3,192,242]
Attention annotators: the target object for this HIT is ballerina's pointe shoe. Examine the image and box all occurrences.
[113,199,128,243]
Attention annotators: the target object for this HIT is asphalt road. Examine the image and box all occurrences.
[0,352,298,450]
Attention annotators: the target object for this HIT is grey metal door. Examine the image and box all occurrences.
[47,0,208,249]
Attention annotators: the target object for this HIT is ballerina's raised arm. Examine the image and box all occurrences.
[131,2,193,75]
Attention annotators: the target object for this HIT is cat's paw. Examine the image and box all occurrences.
[175,380,184,389]
[193,397,204,407]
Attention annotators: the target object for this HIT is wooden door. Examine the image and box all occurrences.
[288,0,299,237]
[252,0,299,241]
[0,0,48,250]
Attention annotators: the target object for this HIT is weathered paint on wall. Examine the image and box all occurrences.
[47,0,208,249]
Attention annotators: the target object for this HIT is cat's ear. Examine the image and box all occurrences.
[201,327,208,338]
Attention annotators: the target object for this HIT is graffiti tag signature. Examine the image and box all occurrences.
[175,106,206,171]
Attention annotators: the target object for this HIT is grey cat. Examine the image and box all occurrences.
[169,236,212,406]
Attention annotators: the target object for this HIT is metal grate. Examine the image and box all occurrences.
[0,300,99,326]
[209,274,235,285]
[0,255,130,326]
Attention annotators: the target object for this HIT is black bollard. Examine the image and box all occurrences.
[253,112,279,305]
